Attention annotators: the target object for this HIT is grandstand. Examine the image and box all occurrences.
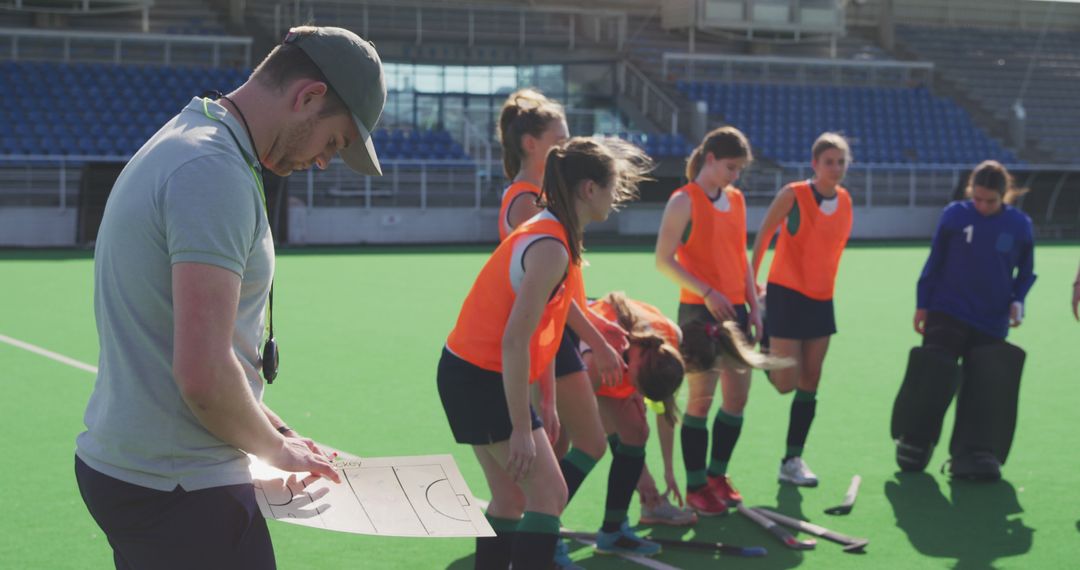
[1,0,1078,246]
[895,24,1080,164]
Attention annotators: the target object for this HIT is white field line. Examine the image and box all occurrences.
[0,333,98,374]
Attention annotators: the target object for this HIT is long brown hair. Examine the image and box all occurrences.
[540,137,654,264]
[685,126,753,181]
[680,320,793,374]
[602,292,684,426]
[498,88,566,180]
[966,160,1028,205]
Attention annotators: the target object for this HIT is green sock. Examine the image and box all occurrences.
[560,447,599,502]
[681,413,709,490]
[708,409,743,477]
[603,442,645,532]
[785,389,817,460]
[516,511,560,535]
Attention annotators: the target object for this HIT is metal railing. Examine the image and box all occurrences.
[0,27,253,66]
[848,0,1080,31]
[619,60,680,135]
[300,159,500,209]
[742,162,1080,210]
[662,52,934,88]
[0,155,95,209]
[266,0,626,51]
[461,116,494,195]
[5,155,1077,217]
[0,155,503,210]
[1,0,148,15]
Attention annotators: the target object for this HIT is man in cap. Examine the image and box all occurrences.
[75,26,385,568]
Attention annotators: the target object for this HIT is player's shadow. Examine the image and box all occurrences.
[886,472,1033,570]
[774,484,809,521]
[445,553,474,570]
[446,487,818,570]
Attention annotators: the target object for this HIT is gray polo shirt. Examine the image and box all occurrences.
[76,97,274,491]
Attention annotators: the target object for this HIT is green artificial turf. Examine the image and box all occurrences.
[1,243,1077,569]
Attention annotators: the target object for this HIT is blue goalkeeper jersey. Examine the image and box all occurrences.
[916,201,1036,339]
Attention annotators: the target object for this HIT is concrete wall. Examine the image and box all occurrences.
[0,208,76,247]
[611,204,941,240]
[288,206,501,245]
[289,204,942,245]
[2,204,942,247]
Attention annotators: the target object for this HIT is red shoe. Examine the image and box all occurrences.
[707,475,743,507]
[686,487,728,516]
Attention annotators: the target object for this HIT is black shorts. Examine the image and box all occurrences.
[554,328,586,378]
[922,310,1003,360]
[764,282,836,340]
[678,302,750,338]
[437,347,542,445]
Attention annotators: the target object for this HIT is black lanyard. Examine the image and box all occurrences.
[200,93,279,383]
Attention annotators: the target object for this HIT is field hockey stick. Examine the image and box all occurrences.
[736,503,816,550]
[752,507,869,553]
[560,531,767,558]
[824,475,862,515]
[562,531,679,570]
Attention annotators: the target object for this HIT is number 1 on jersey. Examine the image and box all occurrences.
[963,224,974,244]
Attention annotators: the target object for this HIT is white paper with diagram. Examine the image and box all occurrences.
[249,447,494,538]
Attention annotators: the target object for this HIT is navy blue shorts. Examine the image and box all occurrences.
[75,456,275,570]
[677,302,750,338]
[437,347,542,445]
[554,328,586,378]
[764,282,836,340]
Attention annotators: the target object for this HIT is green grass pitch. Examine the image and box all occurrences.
[1,242,1077,569]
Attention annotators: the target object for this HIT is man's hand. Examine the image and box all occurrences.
[264,437,341,484]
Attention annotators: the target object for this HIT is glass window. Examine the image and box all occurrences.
[566,63,615,97]
[535,65,565,100]
[517,66,537,90]
[491,66,517,96]
[466,67,493,94]
[414,65,443,93]
[444,66,466,93]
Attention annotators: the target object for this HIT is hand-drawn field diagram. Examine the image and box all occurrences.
[250,448,494,538]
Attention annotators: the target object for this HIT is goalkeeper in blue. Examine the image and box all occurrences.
[891,160,1036,481]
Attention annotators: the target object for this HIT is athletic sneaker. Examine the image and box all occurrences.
[686,486,728,516]
[553,539,584,570]
[595,522,662,556]
[639,497,698,526]
[707,474,743,506]
[779,457,819,487]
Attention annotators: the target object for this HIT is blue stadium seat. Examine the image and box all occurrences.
[1,136,19,154]
[681,81,1016,164]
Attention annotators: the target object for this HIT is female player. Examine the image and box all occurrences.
[750,132,854,487]
[655,126,760,515]
[497,89,629,570]
[892,160,1035,480]
[1072,260,1080,321]
[580,293,791,557]
[581,292,686,556]
[438,137,651,570]
[497,88,569,241]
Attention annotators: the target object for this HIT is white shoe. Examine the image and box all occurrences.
[639,497,699,526]
[778,457,819,487]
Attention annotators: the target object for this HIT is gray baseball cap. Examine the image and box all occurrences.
[284,27,386,175]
